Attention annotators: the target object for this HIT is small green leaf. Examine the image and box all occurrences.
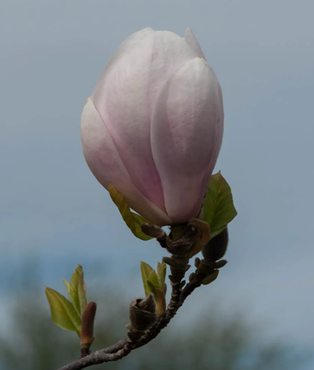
[147,269,159,289]
[141,261,166,299]
[154,288,166,316]
[147,280,157,296]
[203,172,237,239]
[157,261,167,287]
[109,184,153,241]
[140,261,154,296]
[45,287,81,336]
[62,279,70,296]
[69,267,81,316]
[210,225,226,240]
[78,268,87,315]
[141,262,167,316]
[68,265,87,317]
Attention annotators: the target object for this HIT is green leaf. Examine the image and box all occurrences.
[147,269,159,289]
[68,265,87,317]
[154,288,166,316]
[140,261,154,296]
[210,225,226,240]
[203,172,237,239]
[78,268,87,315]
[69,267,81,316]
[147,280,157,296]
[62,279,70,296]
[141,261,162,295]
[157,261,166,287]
[67,265,87,317]
[45,287,81,336]
[141,261,167,316]
[109,184,153,241]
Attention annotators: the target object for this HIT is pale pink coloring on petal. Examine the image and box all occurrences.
[151,58,223,222]
[92,28,197,212]
[82,28,224,226]
[184,28,206,59]
[81,98,172,225]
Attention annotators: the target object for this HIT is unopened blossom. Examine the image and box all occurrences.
[81,27,224,226]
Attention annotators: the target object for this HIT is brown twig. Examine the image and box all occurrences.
[56,221,220,370]
[56,270,205,370]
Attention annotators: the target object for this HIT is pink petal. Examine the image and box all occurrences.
[151,58,224,223]
[92,28,196,212]
[81,98,172,226]
[184,28,206,59]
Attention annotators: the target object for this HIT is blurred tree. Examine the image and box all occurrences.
[0,288,310,370]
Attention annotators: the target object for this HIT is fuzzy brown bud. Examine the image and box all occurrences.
[202,227,229,261]
[80,302,97,356]
[127,294,157,341]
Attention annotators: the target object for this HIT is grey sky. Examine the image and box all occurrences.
[1,0,314,367]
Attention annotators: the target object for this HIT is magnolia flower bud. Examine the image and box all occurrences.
[81,28,224,226]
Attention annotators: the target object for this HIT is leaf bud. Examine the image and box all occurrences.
[127,294,157,341]
[80,302,97,356]
[214,259,228,269]
[202,227,229,261]
[194,257,201,267]
[202,270,219,285]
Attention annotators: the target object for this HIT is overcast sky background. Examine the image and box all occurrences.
[1,0,314,368]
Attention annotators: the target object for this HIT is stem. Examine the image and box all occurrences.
[56,272,204,370]
[57,221,213,370]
